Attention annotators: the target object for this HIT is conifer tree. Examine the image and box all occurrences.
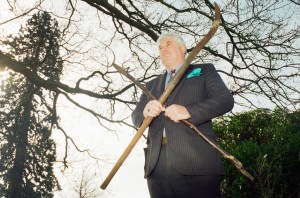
[0,11,62,197]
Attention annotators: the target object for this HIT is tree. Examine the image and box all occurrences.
[1,0,299,110]
[214,108,300,197]
[0,0,299,194]
[72,166,103,198]
[0,11,61,197]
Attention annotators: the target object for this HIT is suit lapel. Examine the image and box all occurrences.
[167,65,195,103]
[155,65,196,103]
[155,71,167,98]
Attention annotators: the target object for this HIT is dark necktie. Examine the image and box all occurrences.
[164,69,176,106]
[162,69,176,144]
[168,69,176,84]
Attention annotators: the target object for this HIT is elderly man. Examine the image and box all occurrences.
[132,32,234,198]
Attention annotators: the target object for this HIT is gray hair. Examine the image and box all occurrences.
[156,32,186,48]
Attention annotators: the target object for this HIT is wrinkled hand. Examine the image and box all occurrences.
[164,104,191,123]
[143,100,165,118]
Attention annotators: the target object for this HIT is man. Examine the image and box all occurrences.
[132,32,234,198]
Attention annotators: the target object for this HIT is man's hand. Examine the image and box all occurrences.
[143,100,165,117]
[164,104,191,123]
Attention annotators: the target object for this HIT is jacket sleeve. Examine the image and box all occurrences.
[131,89,149,128]
[185,64,234,126]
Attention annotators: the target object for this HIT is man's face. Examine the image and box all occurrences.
[159,37,186,69]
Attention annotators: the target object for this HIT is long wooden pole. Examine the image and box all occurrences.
[111,62,255,181]
[100,3,221,190]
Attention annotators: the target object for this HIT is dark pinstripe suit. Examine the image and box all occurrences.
[132,63,234,197]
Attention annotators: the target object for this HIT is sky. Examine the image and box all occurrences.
[50,96,150,197]
[51,109,150,197]
[0,1,150,197]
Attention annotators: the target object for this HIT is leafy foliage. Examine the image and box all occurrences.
[0,11,61,197]
[214,108,300,198]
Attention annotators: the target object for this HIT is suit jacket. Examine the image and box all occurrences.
[131,64,234,178]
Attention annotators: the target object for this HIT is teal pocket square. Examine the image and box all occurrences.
[187,68,202,78]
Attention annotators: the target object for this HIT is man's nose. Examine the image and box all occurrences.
[160,47,168,53]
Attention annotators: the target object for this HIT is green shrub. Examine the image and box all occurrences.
[214,108,300,198]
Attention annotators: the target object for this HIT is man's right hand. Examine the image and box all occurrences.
[143,100,165,118]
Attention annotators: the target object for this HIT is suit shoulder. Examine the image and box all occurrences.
[146,72,165,86]
[191,63,216,71]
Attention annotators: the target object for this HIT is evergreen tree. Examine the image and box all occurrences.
[214,108,300,198]
[0,11,62,197]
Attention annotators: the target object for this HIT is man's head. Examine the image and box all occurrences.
[157,33,187,70]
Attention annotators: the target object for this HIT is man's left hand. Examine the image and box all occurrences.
[164,104,191,123]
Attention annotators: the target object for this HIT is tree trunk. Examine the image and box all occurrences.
[7,86,33,198]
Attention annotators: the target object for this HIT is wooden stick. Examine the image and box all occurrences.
[100,3,221,189]
[112,62,254,181]
[181,119,254,181]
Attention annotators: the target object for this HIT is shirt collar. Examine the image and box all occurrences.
[166,62,183,73]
